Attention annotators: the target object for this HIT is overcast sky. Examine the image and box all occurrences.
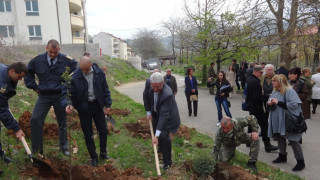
[86,0,185,39]
[85,0,240,40]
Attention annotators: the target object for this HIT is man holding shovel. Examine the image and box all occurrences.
[65,56,112,167]
[0,62,26,175]
[143,72,180,170]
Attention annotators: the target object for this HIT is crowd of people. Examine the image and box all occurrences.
[1,39,320,175]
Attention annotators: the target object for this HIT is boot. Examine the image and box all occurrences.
[247,162,257,171]
[0,153,14,164]
[264,141,278,152]
[292,159,305,171]
[272,153,287,163]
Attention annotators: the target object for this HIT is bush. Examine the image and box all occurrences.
[192,153,216,178]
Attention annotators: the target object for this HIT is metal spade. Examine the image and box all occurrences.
[21,136,51,171]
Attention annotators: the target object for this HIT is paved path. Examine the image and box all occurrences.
[115,72,319,180]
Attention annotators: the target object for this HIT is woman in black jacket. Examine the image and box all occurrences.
[207,71,233,127]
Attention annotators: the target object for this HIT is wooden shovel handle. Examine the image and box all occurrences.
[21,136,32,156]
[149,118,161,176]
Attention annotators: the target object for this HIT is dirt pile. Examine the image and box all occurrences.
[183,161,266,180]
[20,159,146,180]
[8,111,58,139]
[124,117,151,139]
[124,117,192,140]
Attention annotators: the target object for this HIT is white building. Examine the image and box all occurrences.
[0,0,88,45]
[93,32,130,60]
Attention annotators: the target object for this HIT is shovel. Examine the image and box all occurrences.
[21,136,51,171]
[148,118,161,176]
[106,114,116,125]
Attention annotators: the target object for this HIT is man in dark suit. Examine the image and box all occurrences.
[246,65,278,152]
[163,69,177,95]
[65,56,112,167]
[143,72,180,170]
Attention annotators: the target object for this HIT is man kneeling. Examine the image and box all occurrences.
[212,115,260,171]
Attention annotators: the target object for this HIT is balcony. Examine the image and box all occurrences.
[113,41,120,45]
[73,37,84,44]
[69,0,82,11]
[71,14,84,30]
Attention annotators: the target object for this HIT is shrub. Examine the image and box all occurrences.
[192,153,216,178]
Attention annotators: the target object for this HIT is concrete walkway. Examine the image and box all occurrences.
[114,72,319,180]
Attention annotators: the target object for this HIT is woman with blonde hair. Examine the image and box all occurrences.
[267,74,305,171]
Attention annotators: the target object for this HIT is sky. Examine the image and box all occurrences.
[85,0,240,40]
[86,0,186,39]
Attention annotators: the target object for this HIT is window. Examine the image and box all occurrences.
[75,31,80,37]
[0,0,12,12]
[73,12,78,15]
[25,0,39,16]
[28,25,42,40]
[0,26,14,38]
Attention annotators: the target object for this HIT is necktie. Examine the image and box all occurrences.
[50,58,54,67]
[154,93,158,112]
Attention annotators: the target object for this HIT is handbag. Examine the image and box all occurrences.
[190,95,198,101]
[284,91,307,133]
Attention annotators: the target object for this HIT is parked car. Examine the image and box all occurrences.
[148,62,158,70]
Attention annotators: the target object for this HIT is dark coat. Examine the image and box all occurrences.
[276,67,288,79]
[207,79,232,98]
[24,53,77,93]
[246,75,264,114]
[184,76,198,96]
[289,78,309,119]
[68,64,112,112]
[143,78,151,112]
[0,64,20,132]
[163,75,177,94]
[144,84,180,133]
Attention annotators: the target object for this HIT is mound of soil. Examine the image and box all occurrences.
[124,117,192,140]
[8,111,58,139]
[124,117,151,139]
[183,161,266,180]
[20,158,145,180]
[109,109,130,116]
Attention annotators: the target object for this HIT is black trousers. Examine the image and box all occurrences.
[152,113,172,167]
[185,94,198,116]
[249,112,270,142]
[235,75,240,90]
[78,101,108,159]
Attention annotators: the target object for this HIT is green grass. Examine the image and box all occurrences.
[0,57,303,179]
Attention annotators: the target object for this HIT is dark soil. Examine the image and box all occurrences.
[20,158,145,180]
[8,111,58,139]
[124,117,192,140]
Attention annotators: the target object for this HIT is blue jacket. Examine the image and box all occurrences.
[0,63,20,132]
[24,53,78,93]
[184,75,198,95]
[68,64,112,113]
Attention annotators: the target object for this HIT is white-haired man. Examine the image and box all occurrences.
[261,64,275,120]
[143,72,180,170]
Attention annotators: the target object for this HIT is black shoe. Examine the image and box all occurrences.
[164,164,171,170]
[272,153,287,163]
[194,114,197,117]
[100,153,110,160]
[188,114,191,117]
[264,142,278,153]
[247,162,257,171]
[61,150,70,156]
[292,159,305,171]
[1,154,14,164]
[91,158,98,167]
[312,110,315,114]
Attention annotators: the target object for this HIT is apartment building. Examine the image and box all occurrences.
[0,0,88,45]
[93,32,131,60]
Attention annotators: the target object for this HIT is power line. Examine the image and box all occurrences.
[88,23,162,32]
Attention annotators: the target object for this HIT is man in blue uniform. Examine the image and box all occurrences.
[24,39,78,156]
[65,56,112,167]
[0,62,26,175]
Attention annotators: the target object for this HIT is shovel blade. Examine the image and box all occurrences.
[106,114,116,125]
[32,157,51,171]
